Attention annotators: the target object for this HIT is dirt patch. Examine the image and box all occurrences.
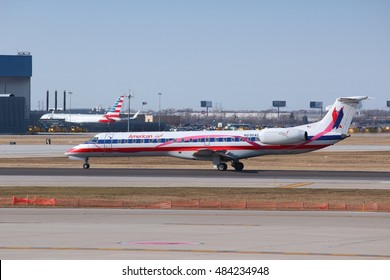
[1,187,390,205]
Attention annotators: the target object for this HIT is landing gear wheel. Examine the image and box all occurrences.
[232,161,244,171]
[82,157,90,169]
[217,163,228,171]
[83,163,90,169]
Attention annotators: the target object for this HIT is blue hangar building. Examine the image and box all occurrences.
[0,53,32,133]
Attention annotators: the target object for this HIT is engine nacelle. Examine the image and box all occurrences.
[259,128,308,145]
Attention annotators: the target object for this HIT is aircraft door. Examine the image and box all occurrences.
[104,133,114,149]
[204,137,210,146]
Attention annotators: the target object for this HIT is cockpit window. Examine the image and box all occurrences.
[89,137,98,143]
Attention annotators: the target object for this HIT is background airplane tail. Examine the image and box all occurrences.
[311,96,367,135]
[103,95,124,119]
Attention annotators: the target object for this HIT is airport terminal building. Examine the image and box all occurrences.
[0,53,32,133]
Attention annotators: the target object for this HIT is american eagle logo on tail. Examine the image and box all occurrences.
[332,107,344,129]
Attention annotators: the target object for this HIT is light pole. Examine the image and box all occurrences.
[68,91,73,123]
[127,91,134,132]
[158,92,162,131]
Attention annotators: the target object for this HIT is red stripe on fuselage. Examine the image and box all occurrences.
[67,143,330,156]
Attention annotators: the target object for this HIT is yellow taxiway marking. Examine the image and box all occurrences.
[279,182,313,188]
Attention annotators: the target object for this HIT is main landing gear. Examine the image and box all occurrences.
[216,161,244,171]
[217,163,228,171]
[232,161,244,171]
[83,157,90,169]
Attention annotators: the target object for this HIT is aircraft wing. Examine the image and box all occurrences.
[193,148,237,161]
[131,111,140,119]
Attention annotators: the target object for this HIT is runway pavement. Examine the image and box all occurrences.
[1,208,389,260]
[1,168,390,189]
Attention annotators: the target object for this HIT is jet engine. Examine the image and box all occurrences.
[259,128,308,145]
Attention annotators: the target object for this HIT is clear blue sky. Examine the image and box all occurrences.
[1,0,389,111]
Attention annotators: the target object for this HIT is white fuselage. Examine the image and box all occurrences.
[65,129,341,160]
[40,113,110,123]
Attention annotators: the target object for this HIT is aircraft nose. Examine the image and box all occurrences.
[65,146,78,156]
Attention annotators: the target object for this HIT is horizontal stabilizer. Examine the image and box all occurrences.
[338,96,368,104]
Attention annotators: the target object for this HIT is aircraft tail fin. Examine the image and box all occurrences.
[97,95,125,123]
[105,95,124,117]
[309,96,367,136]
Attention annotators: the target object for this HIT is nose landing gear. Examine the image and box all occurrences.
[83,157,90,169]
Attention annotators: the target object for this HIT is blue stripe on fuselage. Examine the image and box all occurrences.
[307,135,344,141]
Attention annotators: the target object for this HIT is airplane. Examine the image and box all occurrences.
[66,96,367,171]
[40,95,140,124]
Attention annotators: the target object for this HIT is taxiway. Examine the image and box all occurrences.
[1,208,389,260]
[0,168,390,189]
